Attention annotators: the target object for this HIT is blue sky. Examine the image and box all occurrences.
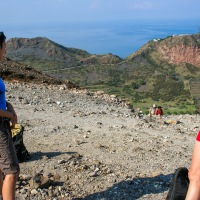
[1,0,200,57]
[1,0,200,24]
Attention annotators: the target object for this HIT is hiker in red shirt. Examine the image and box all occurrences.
[155,106,163,116]
[186,131,200,199]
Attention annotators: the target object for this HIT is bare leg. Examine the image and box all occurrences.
[0,170,2,196]
[2,173,18,200]
[186,140,200,200]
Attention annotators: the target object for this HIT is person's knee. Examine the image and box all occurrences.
[5,171,19,180]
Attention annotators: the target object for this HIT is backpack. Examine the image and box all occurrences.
[166,167,189,200]
[11,124,31,163]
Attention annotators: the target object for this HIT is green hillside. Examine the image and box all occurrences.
[6,34,200,114]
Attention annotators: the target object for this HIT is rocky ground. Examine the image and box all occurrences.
[4,81,199,200]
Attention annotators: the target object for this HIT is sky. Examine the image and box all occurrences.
[1,0,200,24]
[0,0,200,57]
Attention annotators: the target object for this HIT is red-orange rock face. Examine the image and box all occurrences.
[159,44,200,66]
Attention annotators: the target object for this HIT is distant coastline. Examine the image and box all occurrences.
[2,19,200,58]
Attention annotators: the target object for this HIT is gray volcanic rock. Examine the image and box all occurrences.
[4,81,197,200]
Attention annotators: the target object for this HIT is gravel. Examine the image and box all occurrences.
[4,81,197,200]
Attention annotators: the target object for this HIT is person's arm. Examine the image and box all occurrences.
[149,108,151,113]
[6,102,17,119]
[5,102,17,126]
[0,108,16,128]
[0,108,14,119]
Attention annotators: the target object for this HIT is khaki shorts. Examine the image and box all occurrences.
[0,119,20,175]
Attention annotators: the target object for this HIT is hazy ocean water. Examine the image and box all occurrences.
[1,19,200,58]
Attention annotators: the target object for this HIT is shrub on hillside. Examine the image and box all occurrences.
[132,82,139,89]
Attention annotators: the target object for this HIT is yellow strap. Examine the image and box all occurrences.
[11,124,22,138]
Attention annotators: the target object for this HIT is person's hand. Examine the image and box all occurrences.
[10,112,17,128]
[6,102,18,127]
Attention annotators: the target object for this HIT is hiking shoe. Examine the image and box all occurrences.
[166,167,189,200]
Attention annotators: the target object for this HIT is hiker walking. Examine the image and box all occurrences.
[0,32,20,200]
[148,104,156,117]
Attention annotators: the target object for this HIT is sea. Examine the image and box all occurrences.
[1,19,200,58]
